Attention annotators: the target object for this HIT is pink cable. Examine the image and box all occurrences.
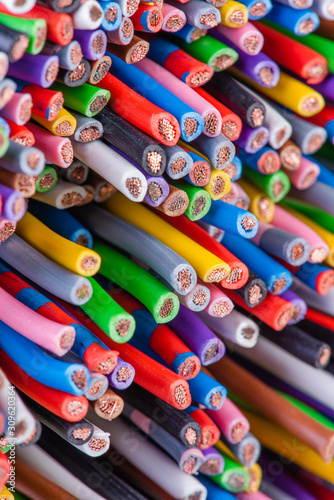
[215,22,264,55]
[25,122,73,168]
[202,281,234,318]
[285,156,320,190]
[206,397,250,444]
[0,92,32,126]
[161,3,187,32]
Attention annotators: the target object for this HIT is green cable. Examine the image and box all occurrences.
[317,141,334,162]
[94,241,180,323]
[243,165,290,202]
[0,14,47,55]
[80,277,135,343]
[11,491,30,500]
[0,130,9,158]
[284,197,334,233]
[264,21,334,73]
[35,166,58,193]
[178,35,238,71]
[278,391,334,431]
[168,179,212,221]
[51,82,110,117]
[211,452,250,493]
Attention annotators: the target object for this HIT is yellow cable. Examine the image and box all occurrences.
[32,108,77,137]
[0,485,14,500]
[219,0,248,27]
[230,67,325,117]
[242,408,334,485]
[245,462,262,493]
[104,192,231,282]
[238,178,275,222]
[16,211,101,277]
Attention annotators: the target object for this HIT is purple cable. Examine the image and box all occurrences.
[234,50,280,88]
[235,124,269,154]
[8,53,59,88]
[259,454,318,500]
[311,74,334,103]
[280,289,307,325]
[199,446,225,476]
[73,29,107,61]
[0,183,26,221]
[108,356,135,390]
[168,304,225,366]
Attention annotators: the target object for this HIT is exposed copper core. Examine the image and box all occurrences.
[147,150,162,174]
[57,0,72,7]
[147,181,162,202]
[69,62,86,82]
[61,142,74,165]
[50,95,65,120]
[88,380,105,396]
[214,55,234,69]
[302,96,320,112]
[189,70,211,88]
[59,330,74,351]
[70,45,82,66]
[221,120,237,140]
[61,191,83,208]
[92,34,105,54]
[272,180,284,199]
[193,289,207,306]
[310,247,327,263]
[210,391,223,409]
[166,14,184,30]
[212,175,225,196]
[35,26,47,49]
[201,459,220,475]
[241,215,256,231]
[205,113,219,135]
[301,169,318,188]
[14,136,33,146]
[79,186,95,205]
[98,182,114,201]
[179,358,197,378]
[228,474,245,490]
[46,61,59,82]
[199,429,213,448]
[117,366,133,382]
[213,301,231,317]
[248,469,257,492]
[15,420,27,438]
[217,146,231,168]
[72,369,88,390]
[248,284,262,305]
[81,256,98,271]
[166,193,187,213]
[223,163,235,180]
[122,19,133,38]
[177,269,192,291]
[327,1,334,14]
[116,319,131,337]
[293,0,308,5]
[259,67,273,86]
[319,347,331,367]
[11,35,29,61]
[193,195,206,217]
[242,327,256,340]
[230,9,244,24]
[77,234,88,248]
[262,153,278,174]
[250,1,266,15]
[90,5,102,20]
[39,174,55,189]
[174,384,188,407]
[307,133,323,153]
[0,222,15,243]
[89,437,107,451]
[243,444,255,465]
[130,43,149,63]
[171,157,186,175]
[299,19,315,34]
[149,9,161,26]
[98,357,116,373]
[244,35,260,54]
[291,243,304,261]
[308,64,325,79]
[273,278,286,294]
[276,128,286,145]
[278,308,293,327]
[225,267,242,284]
[0,85,14,108]
[27,153,40,170]
[72,427,91,441]
[183,455,197,474]
[251,107,264,127]
[90,95,108,114]
[13,197,25,216]
[159,298,174,318]
[206,343,218,361]
[92,60,110,83]
[207,268,228,281]
[77,284,90,299]
[282,146,301,169]
[127,0,139,15]
[126,177,142,198]
[98,397,121,419]
[200,13,218,27]
[67,401,85,416]
[322,271,334,292]
[291,305,301,321]
[0,437,9,449]
[79,126,102,142]
[235,198,246,209]
[106,6,118,23]
[185,427,198,446]
[158,118,176,142]
[193,163,208,185]
[251,130,267,149]
[184,117,198,137]
[56,120,72,135]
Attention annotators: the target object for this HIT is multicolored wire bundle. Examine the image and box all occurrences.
[0,0,332,497]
